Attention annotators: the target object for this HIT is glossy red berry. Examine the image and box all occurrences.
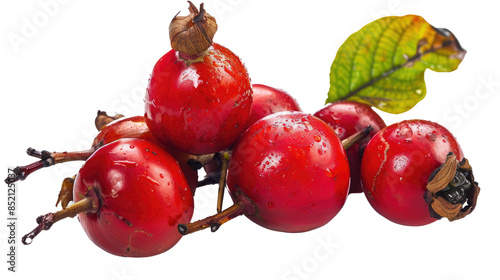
[179,112,351,234]
[144,3,252,155]
[24,138,194,257]
[245,84,301,129]
[94,116,199,194]
[314,101,386,193]
[360,120,463,226]
[145,42,252,155]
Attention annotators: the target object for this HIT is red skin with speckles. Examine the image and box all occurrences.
[227,112,350,232]
[245,84,301,129]
[144,43,253,155]
[93,116,198,194]
[74,138,194,257]
[360,120,463,226]
[314,101,386,193]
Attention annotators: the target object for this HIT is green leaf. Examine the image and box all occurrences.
[327,15,466,114]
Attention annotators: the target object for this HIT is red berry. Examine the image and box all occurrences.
[94,116,199,194]
[23,138,194,257]
[245,84,301,129]
[145,4,252,155]
[360,120,463,226]
[179,112,351,234]
[314,101,386,193]
[145,42,252,155]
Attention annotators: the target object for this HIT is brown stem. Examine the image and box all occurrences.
[187,153,216,170]
[22,196,98,245]
[216,152,230,213]
[197,175,220,187]
[5,145,99,184]
[341,125,373,150]
[178,192,256,235]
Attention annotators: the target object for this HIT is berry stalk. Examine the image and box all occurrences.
[22,195,98,245]
[341,125,373,150]
[216,152,230,213]
[5,146,99,184]
[187,153,216,170]
[178,191,256,235]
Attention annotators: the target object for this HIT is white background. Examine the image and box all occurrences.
[1,0,499,279]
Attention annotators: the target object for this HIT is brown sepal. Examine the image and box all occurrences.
[169,1,217,56]
[424,153,480,222]
[56,175,75,209]
[95,110,124,131]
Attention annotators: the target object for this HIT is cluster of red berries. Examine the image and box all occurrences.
[6,2,479,258]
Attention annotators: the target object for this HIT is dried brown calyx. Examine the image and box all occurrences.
[56,175,76,209]
[424,153,480,221]
[95,110,124,131]
[169,1,217,57]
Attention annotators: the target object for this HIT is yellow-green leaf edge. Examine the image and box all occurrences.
[327,15,466,114]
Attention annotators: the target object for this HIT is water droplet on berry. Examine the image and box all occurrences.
[393,155,409,172]
[355,106,366,114]
[268,202,275,209]
[159,173,164,178]
[302,121,313,132]
[129,145,135,149]
[426,133,437,141]
[396,124,413,140]
[324,168,334,177]
[139,174,159,187]
[112,160,138,168]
